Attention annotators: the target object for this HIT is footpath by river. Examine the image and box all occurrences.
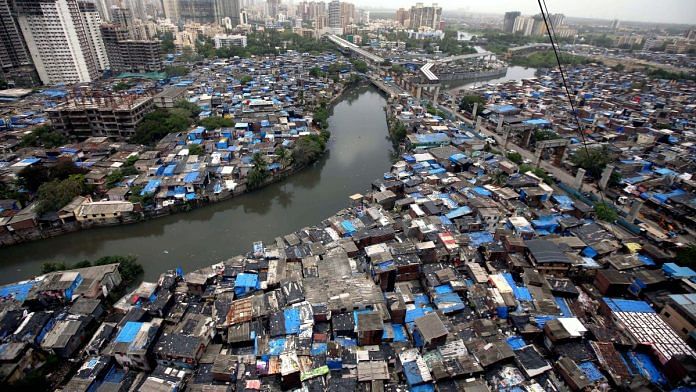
[0,85,393,284]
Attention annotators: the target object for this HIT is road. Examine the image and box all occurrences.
[435,102,692,242]
[435,103,595,192]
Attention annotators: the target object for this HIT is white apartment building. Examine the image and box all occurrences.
[81,1,109,72]
[213,34,248,49]
[15,0,100,85]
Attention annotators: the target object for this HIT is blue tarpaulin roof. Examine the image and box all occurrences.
[284,308,301,334]
[663,263,696,278]
[445,206,472,219]
[506,336,526,350]
[0,281,36,302]
[579,361,605,382]
[115,322,142,343]
[603,298,654,313]
[183,172,199,183]
[468,231,494,247]
[141,179,160,195]
[235,273,258,289]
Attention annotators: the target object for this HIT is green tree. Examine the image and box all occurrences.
[594,202,617,222]
[675,244,696,270]
[132,107,197,145]
[72,260,92,269]
[94,255,143,284]
[19,125,68,148]
[17,161,87,193]
[351,59,368,73]
[41,262,67,274]
[239,75,253,85]
[160,32,175,53]
[105,170,125,188]
[35,174,86,215]
[507,151,523,164]
[292,135,326,166]
[188,143,204,155]
[112,81,133,92]
[459,95,486,113]
[174,100,202,117]
[534,129,560,142]
[309,66,324,78]
[275,146,291,167]
[199,116,234,130]
[164,65,190,77]
[570,147,614,179]
[246,152,269,190]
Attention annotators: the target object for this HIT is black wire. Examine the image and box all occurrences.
[537,0,607,205]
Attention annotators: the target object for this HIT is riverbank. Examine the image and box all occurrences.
[0,85,393,284]
[0,81,357,250]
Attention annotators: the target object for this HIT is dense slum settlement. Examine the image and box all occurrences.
[0,80,695,391]
[450,63,696,242]
[0,52,346,245]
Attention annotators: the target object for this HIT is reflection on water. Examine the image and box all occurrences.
[0,85,393,284]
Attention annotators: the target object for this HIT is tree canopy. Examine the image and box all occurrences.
[19,125,67,148]
[459,95,486,113]
[199,116,234,130]
[36,174,86,215]
[570,147,614,179]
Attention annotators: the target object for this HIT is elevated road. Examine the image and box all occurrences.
[327,34,384,64]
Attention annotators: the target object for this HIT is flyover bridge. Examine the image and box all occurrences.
[326,35,384,64]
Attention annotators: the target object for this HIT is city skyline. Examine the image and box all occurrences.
[355,0,696,25]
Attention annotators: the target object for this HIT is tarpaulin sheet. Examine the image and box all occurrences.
[554,297,573,317]
[468,231,495,247]
[115,322,142,343]
[506,336,526,350]
[445,206,472,219]
[625,351,667,386]
[284,308,301,334]
[602,298,655,313]
[268,337,286,356]
[578,361,604,382]
[433,292,465,314]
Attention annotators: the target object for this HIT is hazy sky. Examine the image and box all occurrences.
[355,0,696,25]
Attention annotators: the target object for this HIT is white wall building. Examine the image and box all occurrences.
[81,1,109,71]
[213,33,247,48]
[15,0,101,85]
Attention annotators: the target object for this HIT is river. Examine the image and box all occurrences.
[0,85,393,284]
[443,66,538,94]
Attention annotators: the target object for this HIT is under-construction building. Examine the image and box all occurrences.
[100,23,162,74]
[46,92,155,140]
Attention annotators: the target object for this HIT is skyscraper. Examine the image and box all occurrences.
[162,0,179,22]
[0,0,38,86]
[503,11,520,33]
[80,1,109,72]
[267,0,280,19]
[216,0,241,26]
[15,0,101,85]
[549,13,565,29]
[408,3,441,30]
[178,0,217,24]
[395,7,408,26]
[327,0,340,30]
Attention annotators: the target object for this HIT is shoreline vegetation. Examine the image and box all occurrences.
[0,80,363,249]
